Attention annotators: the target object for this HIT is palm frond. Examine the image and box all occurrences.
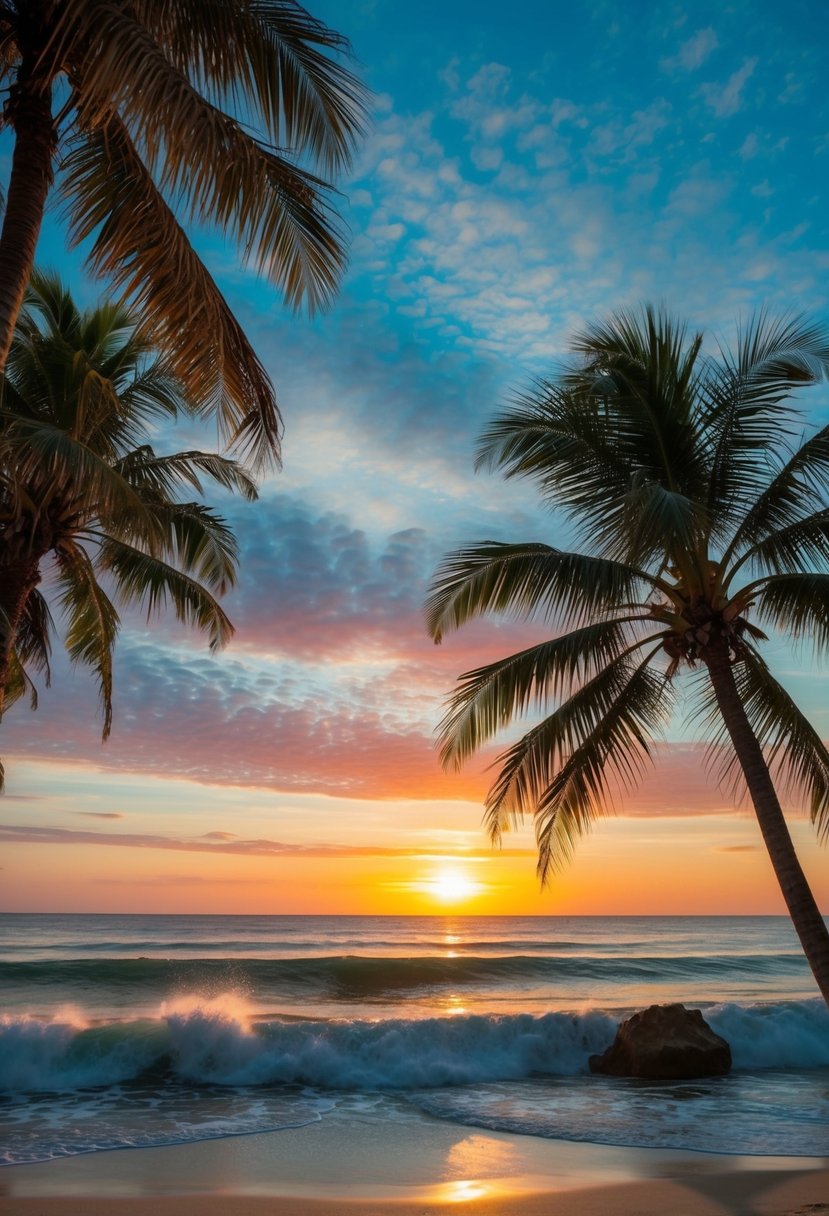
[479,331,710,564]
[4,275,176,456]
[753,573,829,651]
[114,447,258,502]
[250,1,368,171]
[105,501,239,595]
[76,0,368,175]
[1,412,149,523]
[737,654,829,840]
[702,315,829,531]
[693,650,829,841]
[98,536,233,649]
[438,617,650,769]
[19,270,83,340]
[107,358,191,425]
[60,115,282,469]
[612,477,706,568]
[735,508,829,577]
[426,542,660,643]
[14,587,53,680]
[724,424,829,565]
[565,305,709,500]
[2,650,39,713]
[476,383,635,513]
[64,3,349,312]
[726,311,829,398]
[56,544,121,739]
[483,648,671,881]
[0,4,16,77]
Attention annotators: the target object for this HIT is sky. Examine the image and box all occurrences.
[2,0,829,914]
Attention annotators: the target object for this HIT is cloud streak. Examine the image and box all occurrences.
[0,823,534,859]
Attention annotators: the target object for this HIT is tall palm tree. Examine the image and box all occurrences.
[0,271,258,786]
[0,0,367,466]
[426,306,829,1006]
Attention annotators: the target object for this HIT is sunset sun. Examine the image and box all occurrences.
[427,869,481,905]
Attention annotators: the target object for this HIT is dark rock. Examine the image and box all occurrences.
[589,1003,731,1079]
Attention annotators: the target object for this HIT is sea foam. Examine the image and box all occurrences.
[2,996,827,1095]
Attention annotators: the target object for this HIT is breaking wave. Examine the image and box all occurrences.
[2,994,827,1096]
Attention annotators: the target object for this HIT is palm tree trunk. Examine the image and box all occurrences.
[0,48,56,372]
[706,641,829,1007]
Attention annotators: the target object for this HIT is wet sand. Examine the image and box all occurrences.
[1,1110,827,1216]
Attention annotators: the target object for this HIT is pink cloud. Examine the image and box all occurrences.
[0,823,534,859]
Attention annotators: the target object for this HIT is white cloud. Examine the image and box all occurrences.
[338,61,828,384]
[550,99,584,127]
[661,27,719,74]
[700,57,758,118]
[588,99,671,162]
[471,143,504,171]
[739,132,759,159]
[439,57,461,92]
[367,221,406,242]
[777,72,804,105]
[450,63,539,156]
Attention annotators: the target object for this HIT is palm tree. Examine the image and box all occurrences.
[426,306,829,1007]
[0,0,367,466]
[0,271,258,786]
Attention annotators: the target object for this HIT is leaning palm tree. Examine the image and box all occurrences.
[0,0,367,466]
[426,306,829,1006]
[0,271,258,786]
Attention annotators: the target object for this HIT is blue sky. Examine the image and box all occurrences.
[2,0,829,913]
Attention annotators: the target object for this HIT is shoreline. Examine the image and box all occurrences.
[2,1113,827,1216]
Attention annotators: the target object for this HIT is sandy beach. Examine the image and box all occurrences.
[1,1109,827,1216]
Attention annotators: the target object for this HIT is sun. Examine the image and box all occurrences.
[427,868,481,905]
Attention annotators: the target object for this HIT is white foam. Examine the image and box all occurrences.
[0,1012,160,1092]
[707,999,829,1069]
[2,997,828,1095]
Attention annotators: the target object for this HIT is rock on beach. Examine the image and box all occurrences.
[589,1002,732,1080]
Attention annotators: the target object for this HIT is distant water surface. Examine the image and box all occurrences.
[1,914,827,1163]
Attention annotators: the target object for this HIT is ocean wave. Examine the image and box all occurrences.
[3,938,594,956]
[0,950,810,1000]
[707,1001,829,1070]
[2,995,827,1095]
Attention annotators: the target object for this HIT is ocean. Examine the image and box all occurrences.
[1,914,828,1166]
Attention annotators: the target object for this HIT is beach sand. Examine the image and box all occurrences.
[1,1105,827,1216]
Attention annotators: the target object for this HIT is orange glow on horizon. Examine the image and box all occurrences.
[2,759,828,915]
